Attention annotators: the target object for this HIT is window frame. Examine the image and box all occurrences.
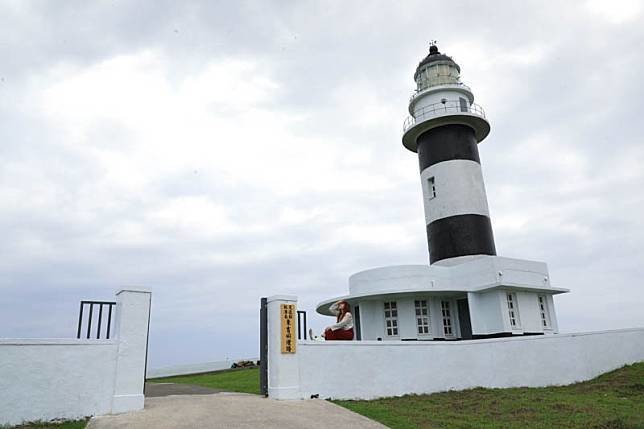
[506,292,522,330]
[441,300,455,338]
[538,295,552,329]
[383,301,399,337]
[427,177,436,200]
[414,299,431,337]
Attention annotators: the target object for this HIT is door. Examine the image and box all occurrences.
[457,298,473,339]
[354,305,361,340]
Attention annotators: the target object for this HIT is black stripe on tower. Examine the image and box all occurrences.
[426,214,496,263]
[417,124,480,171]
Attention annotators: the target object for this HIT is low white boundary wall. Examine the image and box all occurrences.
[267,296,644,400]
[297,328,644,399]
[0,289,151,426]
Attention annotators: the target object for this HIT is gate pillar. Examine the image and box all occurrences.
[111,289,151,413]
[266,295,301,399]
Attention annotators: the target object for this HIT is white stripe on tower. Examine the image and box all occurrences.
[420,159,490,225]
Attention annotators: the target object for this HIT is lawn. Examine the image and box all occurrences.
[334,362,644,429]
[148,367,261,395]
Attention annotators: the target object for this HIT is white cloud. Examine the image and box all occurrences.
[586,0,642,23]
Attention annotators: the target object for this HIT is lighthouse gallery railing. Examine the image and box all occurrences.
[403,100,486,133]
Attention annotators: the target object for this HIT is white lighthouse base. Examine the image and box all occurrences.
[316,256,569,341]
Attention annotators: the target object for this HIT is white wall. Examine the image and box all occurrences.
[356,296,464,341]
[356,296,469,341]
[412,88,472,116]
[0,289,151,426]
[469,290,560,336]
[0,340,117,425]
[293,328,644,400]
[348,265,452,297]
[356,300,383,340]
[516,291,542,333]
[348,288,561,341]
[396,298,416,339]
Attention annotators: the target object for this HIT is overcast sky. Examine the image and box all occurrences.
[1,1,643,368]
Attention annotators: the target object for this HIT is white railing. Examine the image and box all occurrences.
[403,100,486,133]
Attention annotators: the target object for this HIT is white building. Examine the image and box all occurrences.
[316,44,569,341]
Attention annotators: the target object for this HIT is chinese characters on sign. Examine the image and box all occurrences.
[280,304,296,354]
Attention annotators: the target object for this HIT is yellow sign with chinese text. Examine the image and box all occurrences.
[280,304,296,354]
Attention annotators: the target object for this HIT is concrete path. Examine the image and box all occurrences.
[144,382,224,397]
[88,391,387,429]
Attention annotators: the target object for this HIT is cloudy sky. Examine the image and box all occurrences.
[1,0,643,368]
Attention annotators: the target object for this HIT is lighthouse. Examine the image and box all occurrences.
[403,43,495,265]
[315,44,569,341]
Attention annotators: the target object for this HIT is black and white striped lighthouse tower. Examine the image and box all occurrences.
[403,43,496,265]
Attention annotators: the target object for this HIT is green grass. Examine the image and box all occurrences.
[7,420,88,429]
[148,367,261,395]
[334,362,644,429]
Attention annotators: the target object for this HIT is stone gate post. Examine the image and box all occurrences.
[111,288,152,413]
[266,295,301,399]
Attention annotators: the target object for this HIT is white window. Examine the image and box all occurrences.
[506,292,521,329]
[384,301,399,336]
[441,300,454,337]
[415,300,431,335]
[538,295,551,328]
[459,97,468,113]
[427,177,436,199]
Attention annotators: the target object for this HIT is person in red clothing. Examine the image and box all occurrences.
[309,300,354,341]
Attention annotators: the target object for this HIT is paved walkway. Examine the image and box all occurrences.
[144,382,224,397]
[88,384,387,429]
